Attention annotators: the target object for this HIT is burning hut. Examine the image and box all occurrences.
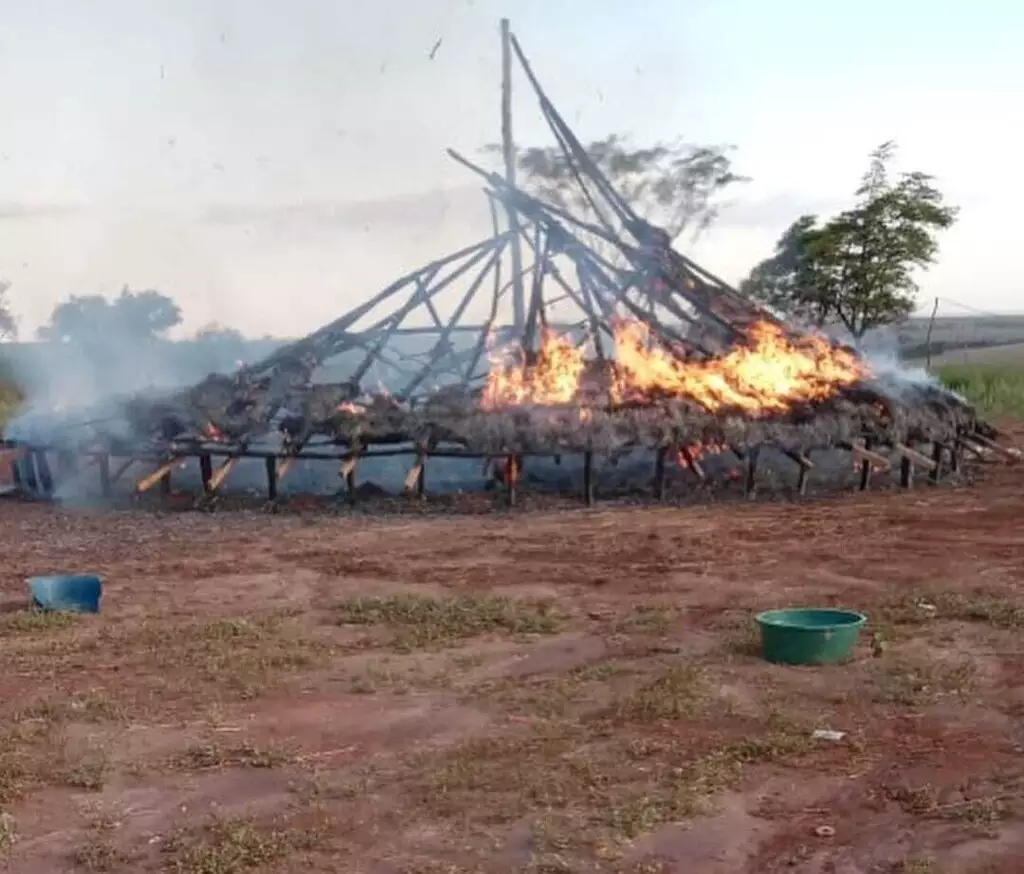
[1,22,1014,507]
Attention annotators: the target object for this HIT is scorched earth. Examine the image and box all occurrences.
[0,460,1022,873]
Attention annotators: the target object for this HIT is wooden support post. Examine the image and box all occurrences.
[55,449,77,484]
[653,445,668,501]
[786,451,813,496]
[892,442,937,472]
[403,449,427,498]
[679,446,706,482]
[929,443,944,484]
[852,440,890,490]
[900,455,914,489]
[744,446,760,497]
[500,18,526,332]
[582,450,595,506]
[136,458,181,494]
[340,447,360,504]
[35,451,54,496]
[23,452,39,493]
[109,458,136,485]
[10,453,22,491]
[968,433,1020,463]
[199,454,213,494]
[265,456,278,502]
[159,466,172,496]
[506,454,518,507]
[951,439,962,473]
[98,454,111,497]
[208,457,237,493]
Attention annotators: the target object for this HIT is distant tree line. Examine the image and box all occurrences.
[0,282,247,349]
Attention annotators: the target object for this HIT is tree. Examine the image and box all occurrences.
[738,215,825,324]
[38,286,182,343]
[486,134,746,253]
[194,323,244,344]
[0,280,15,340]
[741,142,958,338]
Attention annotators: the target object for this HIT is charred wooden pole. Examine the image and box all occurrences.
[784,450,813,496]
[136,457,181,494]
[403,445,428,499]
[199,454,214,495]
[899,454,914,489]
[582,449,595,506]
[109,457,136,487]
[207,457,237,493]
[55,449,77,485]
[505,454,519,507]
[653,445,668,500]
[894,443,935,489]
[858,439,875,491]
[265,456,278,502]
[678,445,706,482]
[98,453,111,498]
[501,18,526,334]
[34,451,54,496]
[21,453,38,494]
[929,442,944,484]
[341,444,361,504]
[744,446,760,498]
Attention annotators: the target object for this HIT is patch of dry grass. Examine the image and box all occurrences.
[0,609,80,634]
[397,658,812,854]
[162,815,321,874]
[870,652,976,706]
[72,814,125,872]
[879,589,1024,631]
[334,593,563,650]
[168,741,294,773]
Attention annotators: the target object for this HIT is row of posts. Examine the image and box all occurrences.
[0,440,962,506]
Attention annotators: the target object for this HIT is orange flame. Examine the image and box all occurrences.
[483,318,866,415]
[482,328,586,409]
[611,320,865,412]
[202,423,223,441]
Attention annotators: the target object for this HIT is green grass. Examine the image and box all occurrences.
[938,363,1024,419]
[0,356,22,429]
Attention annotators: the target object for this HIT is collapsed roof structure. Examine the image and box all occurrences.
[1,21,1011,505]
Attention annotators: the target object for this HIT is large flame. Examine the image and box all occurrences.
[482,328,586,409]
[612,320,866,413]
[484,319,866,414]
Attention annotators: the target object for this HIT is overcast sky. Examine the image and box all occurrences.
[0,0,1020,338]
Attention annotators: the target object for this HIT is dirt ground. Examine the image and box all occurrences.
[0,458,1022,873]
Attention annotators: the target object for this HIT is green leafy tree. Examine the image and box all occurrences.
[0,280,15,340]
[486,135,746,256]
[741,142,958,338]
[38,286,181,343]
[738,215,826,324]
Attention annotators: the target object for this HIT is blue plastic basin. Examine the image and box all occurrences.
[28,575,103,614]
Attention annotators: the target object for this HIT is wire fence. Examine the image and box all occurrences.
[901,297,1024,368]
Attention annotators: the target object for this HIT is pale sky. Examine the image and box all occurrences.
[0,0,1020,339]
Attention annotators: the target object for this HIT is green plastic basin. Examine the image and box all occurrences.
[756,608,867,665]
